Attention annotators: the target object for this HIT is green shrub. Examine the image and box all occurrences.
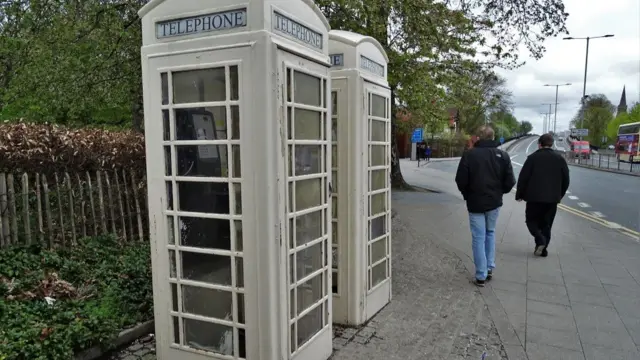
[0,236,152,360]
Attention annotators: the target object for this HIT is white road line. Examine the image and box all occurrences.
[511,160,523,167]
[526,137,538,155]
[566,191,571,194]
[568,195,578,200]
[591,211,605,218]
[577,202,591,208]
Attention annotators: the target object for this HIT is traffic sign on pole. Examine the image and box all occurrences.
[499,137,504,144]
[570,128,589,137]
[411,128,423,143]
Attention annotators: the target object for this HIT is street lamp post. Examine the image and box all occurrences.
[563,34,614,135]
[541,103,554,134]
[544,83,571,134]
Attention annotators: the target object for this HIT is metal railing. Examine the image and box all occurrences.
[559,151,638,174]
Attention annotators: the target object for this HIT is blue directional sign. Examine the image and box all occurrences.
[411,128,423,143]
[499,137,505,144]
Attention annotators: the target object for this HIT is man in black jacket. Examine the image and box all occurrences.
[515,134,570,257]
[455,126,516,286]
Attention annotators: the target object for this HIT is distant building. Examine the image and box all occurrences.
[617,86,627,115]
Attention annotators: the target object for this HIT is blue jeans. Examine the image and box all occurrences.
[468,208,500,280]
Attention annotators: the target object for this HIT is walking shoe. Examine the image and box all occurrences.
[534,245,545,256]
[487,269,493,281]
[473,278,485,287]
[541,248,548,257]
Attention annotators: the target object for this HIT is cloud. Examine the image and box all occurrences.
[496,0,640,133]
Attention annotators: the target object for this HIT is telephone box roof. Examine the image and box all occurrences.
[329,30,389,63]
[138,0,330,32]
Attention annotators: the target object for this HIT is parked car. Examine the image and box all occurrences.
[608,144,615,150]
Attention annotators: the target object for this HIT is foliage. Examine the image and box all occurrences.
[606,102,640,141]
[570,94,615,145]
[0,123,145,174]
[0,235,152,360]
[0,0,145,129]
[519,121,533,134]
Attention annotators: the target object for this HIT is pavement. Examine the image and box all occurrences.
[400,138,640,359]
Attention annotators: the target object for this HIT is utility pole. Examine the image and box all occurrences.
[563,34,614,138]
[541,103,554,134]
[544,83,571,134]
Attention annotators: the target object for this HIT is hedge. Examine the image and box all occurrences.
[0,123,146,174]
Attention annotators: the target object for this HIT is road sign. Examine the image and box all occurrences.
[499,137,504,144]
[411,128,423,143]
[570,128,588,137]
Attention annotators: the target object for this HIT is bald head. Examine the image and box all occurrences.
[477,125,495,141]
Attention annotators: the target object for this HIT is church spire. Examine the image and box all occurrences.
[617,86,627,114]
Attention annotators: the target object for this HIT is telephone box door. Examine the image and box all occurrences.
[363,83,392,319]
[277,49,333,360]
[146,47,252,360]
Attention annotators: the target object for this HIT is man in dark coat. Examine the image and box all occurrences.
[515,133,570,257]
[455,126,516,286]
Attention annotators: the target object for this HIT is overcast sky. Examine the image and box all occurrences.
[496,0,640,134]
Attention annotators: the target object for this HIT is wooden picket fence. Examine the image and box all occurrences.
[0,169,148,248]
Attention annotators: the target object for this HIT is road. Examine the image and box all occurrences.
[425,136,640,234]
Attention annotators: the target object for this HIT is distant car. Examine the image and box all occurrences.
[558,138,563,142]
[608,145,615,150]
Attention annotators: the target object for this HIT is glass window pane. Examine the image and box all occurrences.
[370,193,386,216]
[331,199,337,219]
[296,242,323,280]
[332,271,338,294]
[371,260,387,288]
[167,216,175,245]
[163,110,170,140]
[164,146,172,176]
[370,145,386,166]
[177,182,229,214]
[294,210,322,247]
[175,107,227,141]
[230,65,239,101]
[169,250,177,278]
[331,145,337,168]
[294,71,321,106]
[370,214,387,240]
[331,171,337,190]
[172,317,180,344]
[371,120,386,142]
[176,145,228,177]
[287,69,292,102]
[293,109,322,140]
[297,274,323,315]
[332,247,338,269]
[371,94,386,118]
[371,238,387,264]
[236,257,244,288]
[297,305,322,348]
[370,169,386,191]
[181,251,232,285]
[231,105,240,140]
[161,73,169,105]
[232,145,241,178]
[331,222,337,244]
[183,318,234,355]
[291,178,322,212]
[166,181,173,210]
[237,293,245,324]
[233,183,242,214]
[178,216,231,250]
[331,118,337,141]
[287,107,293,140]
[331,91,337,116]
[234,220,243,252]
[173,68,226,103]
[182,285,233,320]
[293,145,322,176]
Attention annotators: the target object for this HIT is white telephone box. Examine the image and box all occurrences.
[328,30,392,326]
[139,1,333,359]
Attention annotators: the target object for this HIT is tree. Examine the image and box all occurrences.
[606,102,640,141]
[316,0,569,188]
[451,70,514,135]
[570,94,614,145]
[519,121,533,135]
